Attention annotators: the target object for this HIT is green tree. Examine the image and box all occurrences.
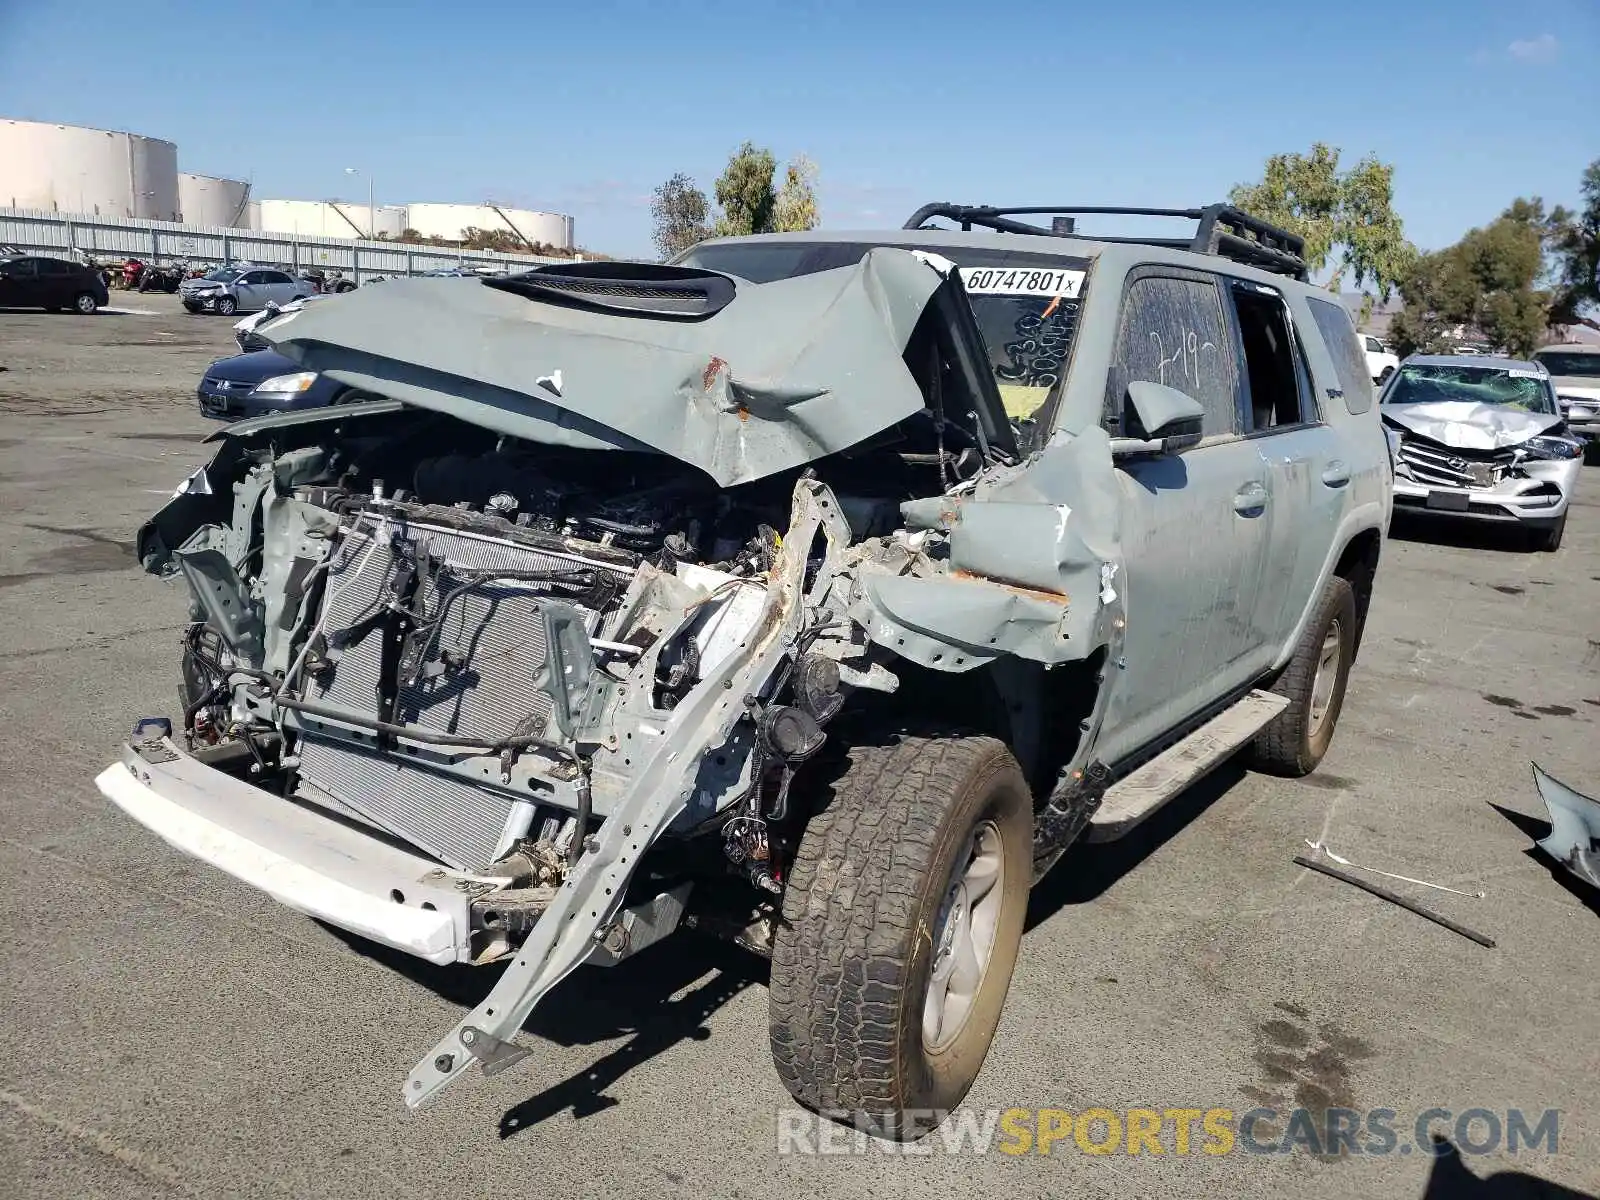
[712,142,778,238]
[1547,158,1600,328]
[772,154,820,233]
[1388,201,1552,358]
[650,172,710,260]
[1230,143,1416,306]
[652,144,820,258]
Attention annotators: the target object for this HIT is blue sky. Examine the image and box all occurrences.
[1,0,1595,258]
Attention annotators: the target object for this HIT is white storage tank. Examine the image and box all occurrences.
[258,199,407,240]
[179,173,251,228]
[0,118,179,219]
[403,203,574,249]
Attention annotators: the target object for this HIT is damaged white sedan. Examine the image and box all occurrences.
[98,204,1393,1138]
[1381,354,1584,551]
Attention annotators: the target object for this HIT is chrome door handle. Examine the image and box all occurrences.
[1321,461,1351,488]
[1233,481,1268,514]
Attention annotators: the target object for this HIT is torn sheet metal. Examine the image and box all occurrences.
[262,249,946,487]
[1381,401,1562,450]
[853,570,1074,669]
[1531,763,1600,890]
[857,427,1126,670]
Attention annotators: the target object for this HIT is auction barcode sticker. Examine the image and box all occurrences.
[959,266,1085,298]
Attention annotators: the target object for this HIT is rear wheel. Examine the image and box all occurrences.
[73,292,99,315]
[769,730,1031,1140]
[1249,576,1356,776]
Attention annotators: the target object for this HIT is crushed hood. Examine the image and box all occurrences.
[1382,401,1562,450]
[259,248,945,487]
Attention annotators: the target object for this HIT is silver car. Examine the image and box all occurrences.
[1532,343,1600,451]
[180,265,310,316]
[1382,354,1584,551]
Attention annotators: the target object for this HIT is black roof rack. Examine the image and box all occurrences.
[901,203,1309,281]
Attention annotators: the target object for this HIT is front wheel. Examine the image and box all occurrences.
[769,730,1031,1140]
[73,292,99,314]
[215,296,237,316]
[1534,513,1566,553]
[1249,576,1356,776]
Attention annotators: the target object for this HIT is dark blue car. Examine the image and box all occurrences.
[196,350,379,420]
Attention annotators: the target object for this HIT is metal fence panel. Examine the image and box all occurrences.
[0,207,582,281]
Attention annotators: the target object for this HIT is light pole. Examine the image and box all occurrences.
[344,167,374,237]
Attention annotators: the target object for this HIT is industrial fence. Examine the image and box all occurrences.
[0,207,581,282]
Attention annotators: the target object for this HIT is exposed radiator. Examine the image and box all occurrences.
[294,514,628,870]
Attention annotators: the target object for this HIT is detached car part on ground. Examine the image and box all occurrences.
[1380,356,1585,552]
[99,207,1393,1136]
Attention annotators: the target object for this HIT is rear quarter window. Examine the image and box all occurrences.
[1306,297,1376,415]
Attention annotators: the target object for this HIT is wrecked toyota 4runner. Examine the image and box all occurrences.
[99,203,1392,1136]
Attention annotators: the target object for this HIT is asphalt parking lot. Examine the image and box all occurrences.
[2,294,1597,1199]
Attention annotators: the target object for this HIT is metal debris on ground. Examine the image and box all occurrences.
[1530,763,1600,890]
[1292,852,1497,949]
[1302,840,1486,898]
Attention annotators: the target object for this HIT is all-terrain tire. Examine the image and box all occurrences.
[769,730,1031,1140]
[1249,576,1357,777]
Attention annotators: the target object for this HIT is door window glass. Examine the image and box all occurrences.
[1105,275,1240,438]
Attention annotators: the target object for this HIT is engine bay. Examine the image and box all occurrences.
[160,403,987,957]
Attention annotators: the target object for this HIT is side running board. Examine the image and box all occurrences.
[1087,689,1289,841]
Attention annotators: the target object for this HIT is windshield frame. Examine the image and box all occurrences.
[1381,362,1559,415]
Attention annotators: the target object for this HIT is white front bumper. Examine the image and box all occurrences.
[96,740,482,964]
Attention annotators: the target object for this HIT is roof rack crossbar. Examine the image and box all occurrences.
[902,203,1310,281]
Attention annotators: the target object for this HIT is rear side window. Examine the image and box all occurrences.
[1307,298,1376,414]
[1105,274,1240,438]
[40,259,73,276]
[262,271,292,284]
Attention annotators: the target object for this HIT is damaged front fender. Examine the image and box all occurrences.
[847,427,1125,671]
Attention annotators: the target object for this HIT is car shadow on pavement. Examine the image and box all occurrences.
[1486,804,1600,919]
[497,938,764,1138]
[1421,1136,1597,1199]
[1025,761,1249,931]
[327,924,767,1134]
[1387,513,1537,554]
